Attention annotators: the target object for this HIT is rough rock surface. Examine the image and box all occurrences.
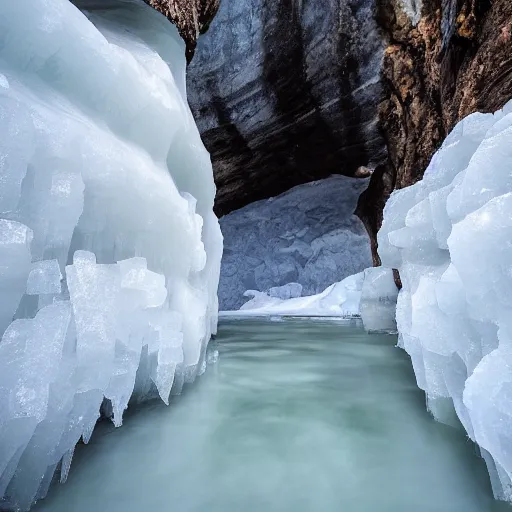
[358,0,512,263]
[143,0,220,61]
[187,0,386,216]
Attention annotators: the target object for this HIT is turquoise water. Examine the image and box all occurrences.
[37,319,509,511]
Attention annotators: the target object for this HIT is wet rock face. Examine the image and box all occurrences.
[358,0,512,263]
[187,0,387,216]
[143,0,220,61]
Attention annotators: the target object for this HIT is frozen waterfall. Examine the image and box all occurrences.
[0,0,222,510]
[378,99,512,501]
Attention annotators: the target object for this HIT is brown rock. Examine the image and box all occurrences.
[143,0,220,62]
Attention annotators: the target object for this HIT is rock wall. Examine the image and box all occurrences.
[187,0,386,216]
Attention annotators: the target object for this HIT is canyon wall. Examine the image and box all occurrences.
[357,0,512,263]
[185,0,512,264]
[187,0,386,216]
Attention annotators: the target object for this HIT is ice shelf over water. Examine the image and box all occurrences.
[0,0,222,510]
[378,99,512,501]
[219,175,373,310]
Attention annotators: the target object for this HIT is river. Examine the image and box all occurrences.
[36,318,509,512]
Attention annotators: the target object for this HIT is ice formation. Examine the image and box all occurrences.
[378,99,512,501]
[400,0,422,25]
[223,273,365,318]
[219,175,373,310]
[360,267,398,333]
[0,0,222,510]
[226,267,398,327]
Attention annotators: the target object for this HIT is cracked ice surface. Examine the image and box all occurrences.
[0,0,222,510]
[219,175,373,310]
[378,99,512,502]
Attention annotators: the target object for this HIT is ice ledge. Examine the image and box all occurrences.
[225,267,399,334]
[378,99,512,502]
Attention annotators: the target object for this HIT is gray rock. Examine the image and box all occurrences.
[187,0,386,215]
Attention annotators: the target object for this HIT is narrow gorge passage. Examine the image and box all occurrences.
[35,320,504,512]
[1,1,512,509]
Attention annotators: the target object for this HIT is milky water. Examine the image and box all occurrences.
[36,319,509,512]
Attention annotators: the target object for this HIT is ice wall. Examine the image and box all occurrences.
[219,176,373,310]
[0,0,222,510]
[378,99,512,501]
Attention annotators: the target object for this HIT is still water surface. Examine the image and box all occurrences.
[37,319,509,512]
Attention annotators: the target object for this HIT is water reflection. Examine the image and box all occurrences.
[37,319,510,512]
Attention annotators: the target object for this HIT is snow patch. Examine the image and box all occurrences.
[0,73,8,89]
[224,267,398,330]
[400,0,422,25]
[225,272,365,318]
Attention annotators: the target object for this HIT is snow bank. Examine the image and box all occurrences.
[0,1,222,509]
[378,99,512,501]
[223,267,398,326]
[224,273,365,318]
[219,175,372,310]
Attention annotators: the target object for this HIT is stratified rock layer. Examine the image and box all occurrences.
[187,0,386,216]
